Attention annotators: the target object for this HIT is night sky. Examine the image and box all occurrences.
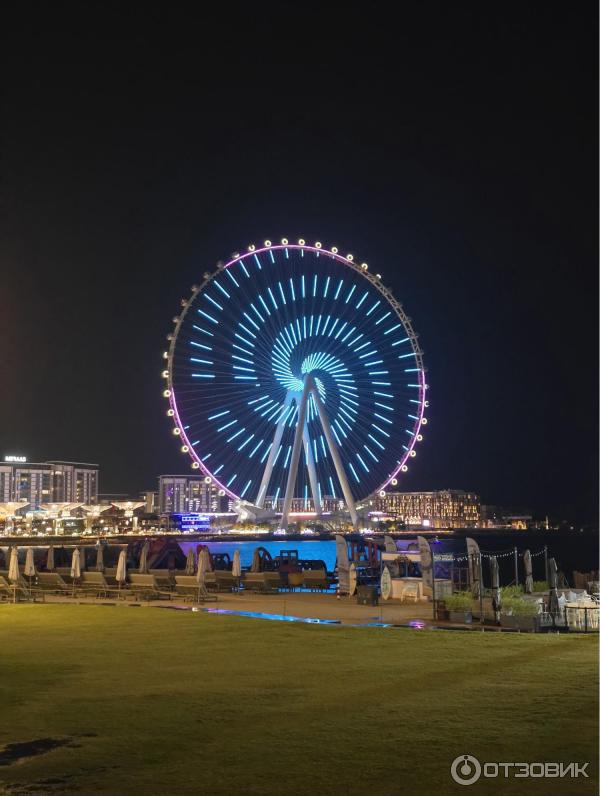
[1,4,597,523]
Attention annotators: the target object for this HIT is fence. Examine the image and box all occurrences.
[538,606,599,633]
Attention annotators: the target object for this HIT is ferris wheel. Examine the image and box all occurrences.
[163,239,428,529]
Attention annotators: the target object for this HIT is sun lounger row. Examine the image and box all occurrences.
[0,575,46,602]
[0,566,330,599]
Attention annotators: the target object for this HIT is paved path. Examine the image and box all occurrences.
[43,590,434,625]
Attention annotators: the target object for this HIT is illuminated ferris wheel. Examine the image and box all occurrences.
[163,239,428,528]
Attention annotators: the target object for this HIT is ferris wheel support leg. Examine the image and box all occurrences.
[256,393,293,509]
[280,377,313,531]
[310,386,358,528]
[303,422,322,516]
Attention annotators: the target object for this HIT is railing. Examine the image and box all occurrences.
[539,606,599,633]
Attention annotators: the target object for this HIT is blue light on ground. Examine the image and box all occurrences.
[203,608,340,624]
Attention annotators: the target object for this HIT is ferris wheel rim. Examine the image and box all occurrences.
[164,241,428,503]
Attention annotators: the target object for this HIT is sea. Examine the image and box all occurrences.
[179,529,598,583]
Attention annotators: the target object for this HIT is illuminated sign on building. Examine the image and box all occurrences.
[174,513,211,530]
[4,455,27,463]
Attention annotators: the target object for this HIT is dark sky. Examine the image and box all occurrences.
[1,4,597,522]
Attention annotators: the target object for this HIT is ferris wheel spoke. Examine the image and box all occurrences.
[166,241,427,528]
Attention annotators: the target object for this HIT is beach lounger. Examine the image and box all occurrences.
[149,569,175,591]
[55,567,76,585]
[35,572,71,595]
[242,572,281,593]
[128,574,172,600]
[214,571,237,592]
[0,575,45,603]
[0,575,14,601]
[173,576,217,602]
[78,571,116,598]
[302,569,329,591]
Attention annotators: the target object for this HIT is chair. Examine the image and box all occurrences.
[173,576,217,602]
[149,569,175,591]
[0,575,45,603]
[302,569,329,591]
[242,572,281,593]
[285,572,304,591]
[79,571,115,598]
[0,575,14,601]
[35,572,71,595]
[55,567,76,585]
[213,571,236,592]
[401,582,420,603]
[128,574,172,600]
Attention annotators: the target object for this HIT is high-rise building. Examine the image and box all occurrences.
[0,456,99,509]
[47,461,99,504]
[371,489,480,528]
[158,475,228,514]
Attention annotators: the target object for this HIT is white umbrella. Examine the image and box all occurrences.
[24,547,35,595]
[250,548,261,572]
[70,548,81,579]
[8,548,20,602]
[232,549,241,592]
[139,542,150,574]
[95,544,105,572]
[24,547,36,578]
[8,548,20,582]
[116,549,127,588]
[185,548,196,575]
[198,548,212,583]
[47,545,55,571]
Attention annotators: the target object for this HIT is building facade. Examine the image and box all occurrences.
[158,475,229,514]
[373,489,480,528]
[0,457,99,509]
[47,461,99,504]
[263,495,345,514]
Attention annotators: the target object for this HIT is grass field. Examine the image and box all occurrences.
[0,605,597,795]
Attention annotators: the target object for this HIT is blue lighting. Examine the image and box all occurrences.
[170,245,424,506]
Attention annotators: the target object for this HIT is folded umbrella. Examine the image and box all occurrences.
[95,544,105,573]
[139,541,150,574]
[8,548,20,582]
[197,548,210,584]
[24,547,36,578]
[115,549,127,585]
[185,548,196,575]
[523,549,533,594]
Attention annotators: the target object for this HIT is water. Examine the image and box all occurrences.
[179,530,598,582]
[179,539,338,571]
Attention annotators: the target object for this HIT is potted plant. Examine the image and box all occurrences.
[500,596,540,631]
[445,591,474,624]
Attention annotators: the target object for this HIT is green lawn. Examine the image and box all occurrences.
[0,605,597,795]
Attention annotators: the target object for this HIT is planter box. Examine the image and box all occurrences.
[500,614,539,632]
[449,610,472,624]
